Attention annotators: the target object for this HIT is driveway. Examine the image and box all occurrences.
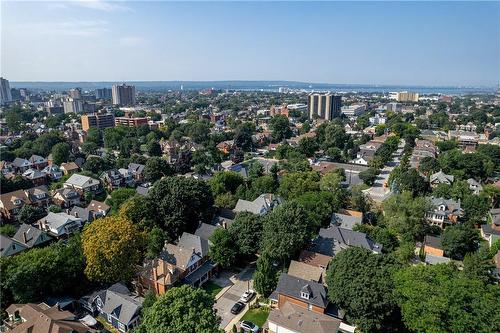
[213,265,255,331]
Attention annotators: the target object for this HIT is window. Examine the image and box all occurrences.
[308,304,313,311]
[107,314,112,323]
[301,292,310,300]
[118,323,126,332]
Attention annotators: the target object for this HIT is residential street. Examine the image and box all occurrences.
[212,266,256,331]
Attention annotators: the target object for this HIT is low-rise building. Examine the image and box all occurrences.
[426,197,464,229]
[63,173,102,196]
[37,212,83,237]
[234,193,282,216]
[430,171,454,187]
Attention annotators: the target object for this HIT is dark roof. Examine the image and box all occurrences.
[194,223,219,242]
[311,226,382,256]
[274,273,328,308]
[424,235,443,249]
[12,223,51,247]
[69,206,93,223]
[178,232,209,257]
[93,283,142,326]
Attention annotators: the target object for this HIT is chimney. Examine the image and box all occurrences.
[23,232,28,243]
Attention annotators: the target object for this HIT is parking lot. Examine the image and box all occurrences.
[213,266,255,331]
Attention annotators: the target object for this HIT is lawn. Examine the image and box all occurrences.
[240,307,270,327]
[202,281,224,298]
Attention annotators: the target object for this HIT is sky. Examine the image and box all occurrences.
[1,1,499,86]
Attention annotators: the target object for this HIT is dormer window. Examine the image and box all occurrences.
[300,284,312,300]
[439,205,446,211]
[12,199,22,206]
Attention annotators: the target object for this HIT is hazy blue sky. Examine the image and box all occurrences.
[2,1,499,86]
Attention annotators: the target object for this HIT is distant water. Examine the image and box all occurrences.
[10,80,497,95]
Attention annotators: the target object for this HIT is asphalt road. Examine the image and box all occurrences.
[213,266,256,331]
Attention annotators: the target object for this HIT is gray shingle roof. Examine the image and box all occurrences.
[12,223,51,247]
[194,223,219,242]
[95,283,142,326]
[330,213,362,230]
[312,226,382,256]
[178,232,209,257]
[274,273,329,308]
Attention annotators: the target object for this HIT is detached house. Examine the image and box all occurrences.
[42,165,63,180]
[12,157,32,173]
[28,155,48,170]
[64,173,102,196]
[270,273,329,313]
[101,169,133,191]
[0,235,28,257]
[22,168,48,186]
[60,162,80,175]
[481,208,500,247]
[53,188,81,208]
[234,193,282,216]
[426,197,464,229]
[137,232,217,295]
[37,212,82,238]
[25,186,50,208]
[430,171,454,187]
[0,190,31,221]
[127,163,145,183]
[311,225,383,257]
[12,223,52,249]
[80,283,142,333]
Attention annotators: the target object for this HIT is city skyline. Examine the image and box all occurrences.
[2,1,499,86]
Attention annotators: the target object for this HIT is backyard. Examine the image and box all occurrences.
[240,306,270,327]
[202,280,224,298]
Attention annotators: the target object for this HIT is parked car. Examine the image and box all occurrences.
[240,290,255,303]
[230,302,245,315]
[240,320,259,333]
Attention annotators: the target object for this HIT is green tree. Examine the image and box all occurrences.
[418,156,440,176]
[82,216,143,283]
[106,188,137,213]
[382,192,432,241]
[278,171,320,199]
[209,228,237,268]
[326,247,400,332]
[463,248,495,284]
[253,251,279,297]
[144,157,173,182]
[19,205,45,224]
[148,177,214,239]
[146,227,167,259]
[1,236,86,309]
[0,224,16,237]
[119,195,154,230]
[209,171,244,196]
[269,115,292,142]
[51,142,71,165]
[293,191,344,228]
[233,122,255,151]
[261,201,312,264]
[82,156,107,174]
[462,194,490,224]
[359,168,380,186]
[229,212,263,257]
[147,141,162,157]
[140,285,221,333]
[442,224,480,260]
[297,137,318,157]
[394,264,500,333]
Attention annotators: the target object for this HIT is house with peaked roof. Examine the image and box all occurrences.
[25,186,50,208]
[330,211,362,230]
[4,303,94,333]
[128,163,145,183]
[265,302,355,333]
[311,226,383,257]
[37,212,82,238]
[426,197,464,229]
[42,165,63,180]
[12,223,52,249]
[28,155,48,170]
[480,208,500,247]
[467,178,483,195]
[136,232,217,296]
[287,260,324,283]
[64,174,102,195]
[298,250,332,270]
[79,283,142,333]
[0,189,31,221]
[234,193,282,216]
[12,157,32,173]
[430,171,454,187]
[0,235,27,257]
[270,273,329,314]
[22,168,47,186]
[60,162,80,175]
[53,188,81,208]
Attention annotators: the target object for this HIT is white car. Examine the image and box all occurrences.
[240,320,259,333]
[240,290,255,303]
